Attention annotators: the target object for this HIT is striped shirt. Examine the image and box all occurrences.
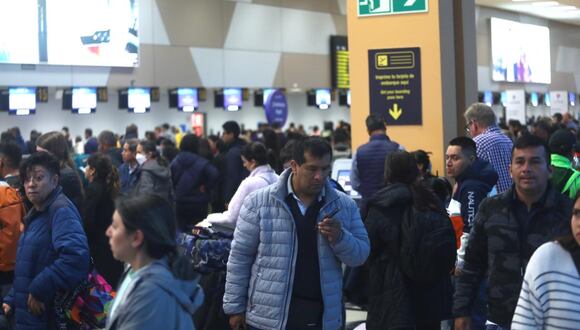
[512,242,580,329]
[473,125,513,193]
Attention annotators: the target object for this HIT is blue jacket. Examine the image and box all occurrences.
[171,151,219,206]
[106,259,204,330]
[354,134,400,200]
[452,158,498,232]
[223,169,370,330]
[118,162,140,195]
[5,186,90,330]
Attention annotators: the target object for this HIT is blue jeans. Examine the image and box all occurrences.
[485,325,509,330]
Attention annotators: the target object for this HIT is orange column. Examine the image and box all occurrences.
[348,0,449,176]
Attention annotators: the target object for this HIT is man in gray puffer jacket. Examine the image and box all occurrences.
[224,137,370,330]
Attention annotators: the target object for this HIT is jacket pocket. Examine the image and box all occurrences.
[248,270,262,310]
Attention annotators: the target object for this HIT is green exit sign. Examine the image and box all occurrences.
[358,0,428,17]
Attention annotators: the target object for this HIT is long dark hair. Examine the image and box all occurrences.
[384,151,445,214]
[36,131,75,169]
[556,196,579,253]
[87,153,120,199]
[139,140,168,167]
[115,194,195,280]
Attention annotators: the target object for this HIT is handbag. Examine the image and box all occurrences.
[54,266,116,330]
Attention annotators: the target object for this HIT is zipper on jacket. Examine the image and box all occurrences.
[248,269,261,310]
[280,202,297,330]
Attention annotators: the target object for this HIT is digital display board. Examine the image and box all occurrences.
[8,87,36,115]
[177,88,198,112]
[224,88,242,111]
[331,36,349,89]
[72,87,97,114]
[315,89,331,110]
[128,88,150,113]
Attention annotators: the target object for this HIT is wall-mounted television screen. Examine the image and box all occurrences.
[529,92,539,107]
[491,17,551,84]
[483,91,493,106]
[544,92,551,107]
[500,91,508,106]
[263,88,277,105]
[177,88,198,112]
[128,88,151,113]
[315,89,331,110]
[72,87,97,114]
[0,0,139,67]
[224,88,242,112]
[9,87,36,115]
[569,92,576,107]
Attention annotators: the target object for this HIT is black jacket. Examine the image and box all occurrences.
[222,139,248,203]
[83,181,124,285]
[453,185,572,327]
[452,158,498,232]
[365,183,452,329]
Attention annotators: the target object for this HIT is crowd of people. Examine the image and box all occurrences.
[0,104,578,330]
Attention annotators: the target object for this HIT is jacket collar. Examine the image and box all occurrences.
[369,134,390,142]
[272,168,338,206]
[501,183,557,210]
[25,186,63,224]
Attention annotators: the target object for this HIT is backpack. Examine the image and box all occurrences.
[399,206,456,284]
[45,197,115,330]
[0,183,25,272]
[177,226,233,274]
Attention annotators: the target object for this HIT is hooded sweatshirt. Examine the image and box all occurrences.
[449,158,498,269]
[134,159,173,202]
[106,258,204,330]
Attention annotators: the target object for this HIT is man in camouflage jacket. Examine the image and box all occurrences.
[453,135,572,329]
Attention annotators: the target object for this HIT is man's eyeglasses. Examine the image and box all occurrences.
[465,121,473,133]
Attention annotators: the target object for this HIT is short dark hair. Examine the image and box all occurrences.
[85,128,93,137]
[280,140,297,165]
[179,134,199,154]
[512,134,550,165]
[241,142,268,166]
[98,130,116,147]
[365,115,385,132]
[292,137,332,165]
[124,138,139,153]
[0,141,22,170]
[384,151,419,185]
[20,151,60,182]
[222,121,240,138]
[448,136,477,159]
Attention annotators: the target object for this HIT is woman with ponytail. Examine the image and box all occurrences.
[105,194,203,330]
[365,151,453,330]
[133,140,173,202]
[84,153,124,285]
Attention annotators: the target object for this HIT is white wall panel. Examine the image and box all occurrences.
[281,8,335,55]
[139,0,170,45]
[224,50,281,87]
[224,3,282,51]
[556,46,580,74]
[190,48,225,87]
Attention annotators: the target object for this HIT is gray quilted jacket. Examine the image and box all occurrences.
[223,169,370,330]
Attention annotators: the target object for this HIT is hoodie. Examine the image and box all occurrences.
[134,159,173,202]
[450,158,498,269]
[106,259,204,330]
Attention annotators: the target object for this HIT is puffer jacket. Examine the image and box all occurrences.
[4,186,90,330]
[223,169,370,330]
[134,159,173,203]
[453,185,572,328]
[226,164,278,226]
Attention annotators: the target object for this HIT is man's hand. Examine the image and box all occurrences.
[27,294,45,316]
[454,316,471,330]
[2,303,11,316]
[318,217,342,243]
[229,313,246,330]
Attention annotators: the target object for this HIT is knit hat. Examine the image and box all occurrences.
[549,128,576,155]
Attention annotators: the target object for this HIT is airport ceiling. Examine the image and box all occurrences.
[475,0,580,26]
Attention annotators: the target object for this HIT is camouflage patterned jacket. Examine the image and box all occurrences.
[453,185,572,327]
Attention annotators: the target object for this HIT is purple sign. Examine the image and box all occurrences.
[264,90,288,127]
